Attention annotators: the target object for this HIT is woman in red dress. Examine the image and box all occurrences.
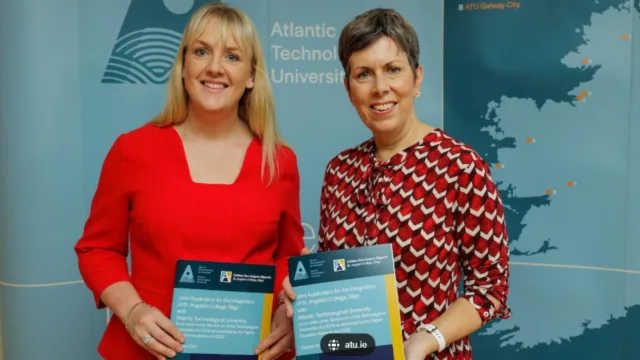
[74,3,304,360]
[282,8,511,360]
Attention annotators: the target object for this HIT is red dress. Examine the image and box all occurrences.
[317,129,511,360]
[74,124,304,360]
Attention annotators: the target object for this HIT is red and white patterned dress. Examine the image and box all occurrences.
[316,128,511,359]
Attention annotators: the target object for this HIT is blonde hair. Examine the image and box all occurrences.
[150,2,285,183]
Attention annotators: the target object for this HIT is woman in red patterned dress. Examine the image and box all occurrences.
[282,8,511,360]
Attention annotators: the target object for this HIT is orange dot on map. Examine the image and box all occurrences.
[582,58,590,64]
[495,163,503,169]
[576,94,584,101]
[581,90,588,96]
[525,137,535,144]
[567,181,577,187]
[622,34,629,40]
[545,189,555,195]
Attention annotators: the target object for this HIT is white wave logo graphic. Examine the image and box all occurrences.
[101,27,182,84]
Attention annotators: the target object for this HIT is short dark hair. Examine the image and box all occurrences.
[338,8,420,79]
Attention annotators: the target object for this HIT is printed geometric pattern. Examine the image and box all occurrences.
[317,129,512,360]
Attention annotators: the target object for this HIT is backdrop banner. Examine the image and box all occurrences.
[2,0,638,359]
[0,1,441,359]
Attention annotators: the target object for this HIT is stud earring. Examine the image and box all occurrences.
[415,91,421,98]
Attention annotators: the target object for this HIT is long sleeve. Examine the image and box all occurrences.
[273,148,305,308]
[74,135,132,308]
[455,153,511,325]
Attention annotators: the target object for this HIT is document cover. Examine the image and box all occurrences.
[170,260,275,359]
[288,244,405,359]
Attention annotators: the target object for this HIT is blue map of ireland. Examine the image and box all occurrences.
[444,1,639,358]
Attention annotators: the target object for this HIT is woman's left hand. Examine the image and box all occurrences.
[403,331,436,360]
[254,296,293,360]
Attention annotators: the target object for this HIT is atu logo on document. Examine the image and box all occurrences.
[294,261,309,281]
[101,0,217,84]
[179,264,195,283]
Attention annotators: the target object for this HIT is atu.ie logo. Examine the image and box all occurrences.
[101,0,217,84]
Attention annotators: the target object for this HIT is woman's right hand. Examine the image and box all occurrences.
[281,275,296,318]
[126,303,185,359]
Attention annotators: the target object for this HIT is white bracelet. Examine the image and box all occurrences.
[417,323,446,352]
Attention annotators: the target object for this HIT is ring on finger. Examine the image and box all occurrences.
[141,335,153,345]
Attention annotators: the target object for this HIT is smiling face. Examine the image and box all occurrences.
[182,18,254,116]
[344,36,423,136]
